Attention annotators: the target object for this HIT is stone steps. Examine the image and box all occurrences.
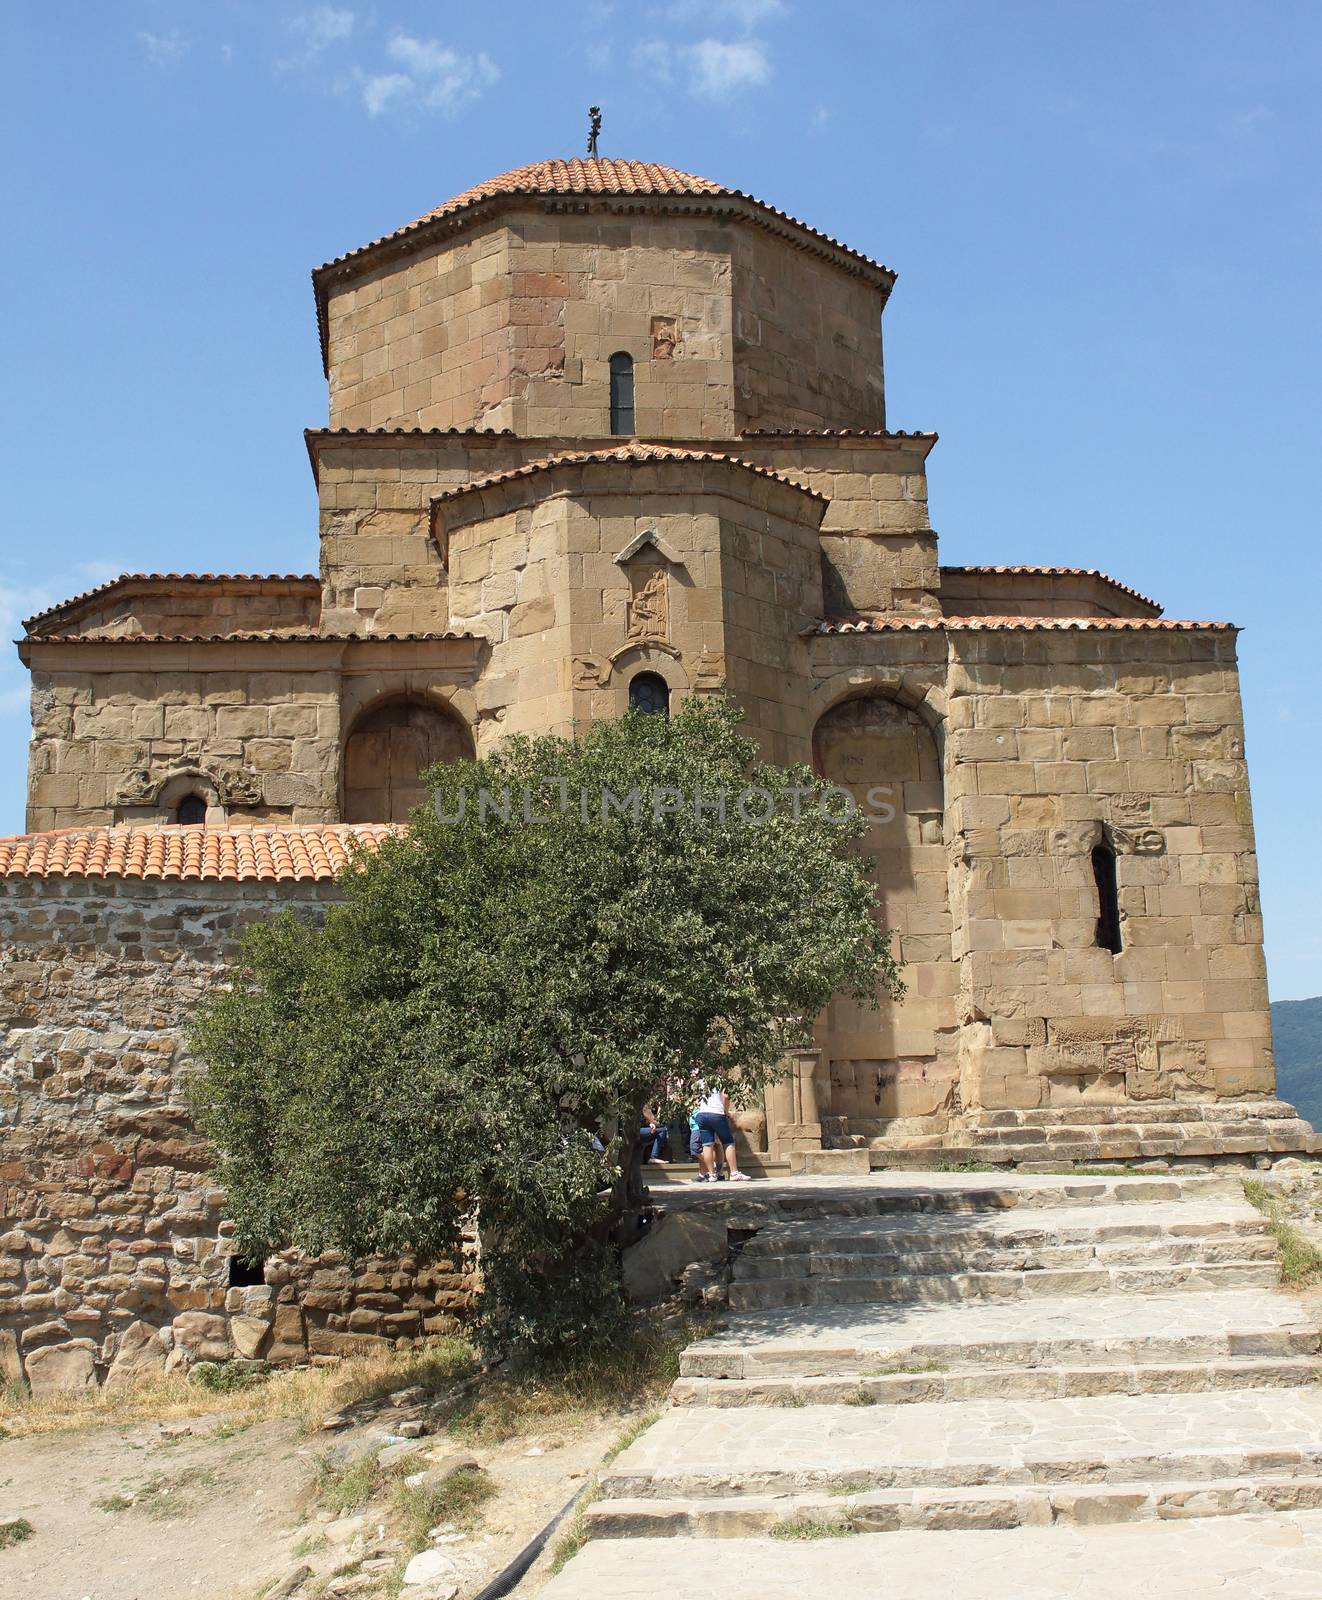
[726,1257,1279,1311]
[598,1388,1322,1501]
[974,1100,1305,1131]
[539,1515,1322,1599]
[544,1169,1322,1600]
[681,1289,1319,1378]
[737,1199,1266,1253]
[585,1474,1322,1539]
[736,1238,1278,1282]
[646,1172,1247,1222]
[671,1355,1322,1408]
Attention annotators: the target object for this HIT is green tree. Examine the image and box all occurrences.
[191,697,899,1360]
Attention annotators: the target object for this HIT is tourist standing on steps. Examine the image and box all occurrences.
[693,1085,751,1182]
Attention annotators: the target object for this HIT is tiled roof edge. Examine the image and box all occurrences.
[23,574,320,632]
[430,442,827,509]
[314,170,895,286]
[0,823,407,884]
[809,615,1237,635]
[22,631,480,647]
[940,565,1161,614]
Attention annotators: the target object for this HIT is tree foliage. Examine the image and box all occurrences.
[191,696,900,1359]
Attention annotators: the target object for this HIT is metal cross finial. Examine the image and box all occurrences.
[587,106,602,158]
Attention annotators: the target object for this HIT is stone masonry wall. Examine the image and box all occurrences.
[24,636,484,833]
[941,627,1273,1113]
[323,204,888,438]
[26,659,342,831]
[732,227,887,432]
[0,877,476,1393]
[312,433,934,638]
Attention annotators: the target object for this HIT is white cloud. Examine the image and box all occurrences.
[666,0,785,24]
[361,34,499,118]
[688,38,769,96]
[287,7,355,55]
[280,7,354,70]
[1232,106,1273,133]
[637,36,771,99]
[139,30,188,67]
[362,71,412,116]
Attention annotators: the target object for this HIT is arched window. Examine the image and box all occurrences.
[629,672,669,717]
[1092,840,1123,954]
[175,794,207,826]
[609,351,635,436]
[343,697,474,823]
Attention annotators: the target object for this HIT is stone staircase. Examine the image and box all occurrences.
[542,1169,1322,1599]
[829,1098,1317,1170]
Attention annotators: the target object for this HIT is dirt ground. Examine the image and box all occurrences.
[0,1384,644,1600]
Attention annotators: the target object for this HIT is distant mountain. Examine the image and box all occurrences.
[1271,996,1322,1130]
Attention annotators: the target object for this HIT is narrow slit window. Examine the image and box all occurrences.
[609,351,635,436]
[1092,840,1122,954]
[628,672,669,717]
[176,794,207,826]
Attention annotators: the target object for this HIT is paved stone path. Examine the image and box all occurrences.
[542,1170,1322,1598]
[547,1514,1322,1598]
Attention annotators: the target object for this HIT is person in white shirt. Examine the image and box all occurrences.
[691,1085,750,1183]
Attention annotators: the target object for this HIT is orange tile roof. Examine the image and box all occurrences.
[0,824,405,883]
[25,631,477,647]
[23,573,319,633]
[811,615,1236,634]
[431,440,825,508]
[317,157,893,280]
[940,565,1162,614]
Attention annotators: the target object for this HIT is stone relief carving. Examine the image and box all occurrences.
[1110,793,1152,827]
[1049,818,1166,857]
[112,761,261,810]
[1110,825,1166,856]
[1039,1014,1210,1101]
[571,654,611,690]
[1049,821,1103,857]
[650,315,680,360]
[625,567,669,645]
[693,650,726,690]
[216,766,263,807]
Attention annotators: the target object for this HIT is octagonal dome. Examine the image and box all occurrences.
[314,156,895,438]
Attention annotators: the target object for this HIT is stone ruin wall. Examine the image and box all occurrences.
[0,877,476,1394]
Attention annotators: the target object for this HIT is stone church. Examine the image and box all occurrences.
[1,157,1311,1388]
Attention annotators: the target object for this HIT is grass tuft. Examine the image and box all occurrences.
[828,1475,872,1498]
[443,1322,689,1446]
[0,1518,33,1549]
[2,1337,474,1440]
[316,1448,385,1515]
[390,1464,494,1556]
[1242,1179,1322,1288]
[863,1359,945,1377]
[770,1515,860,1540]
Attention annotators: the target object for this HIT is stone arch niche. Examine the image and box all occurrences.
[341,697,474,824]
[812,694,958,1145]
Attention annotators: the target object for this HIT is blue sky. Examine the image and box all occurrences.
[2,2,1319,999]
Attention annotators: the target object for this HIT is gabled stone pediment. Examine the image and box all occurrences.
[614,527,686,572]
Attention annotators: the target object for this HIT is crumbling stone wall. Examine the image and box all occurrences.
[0,876,476,1393]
